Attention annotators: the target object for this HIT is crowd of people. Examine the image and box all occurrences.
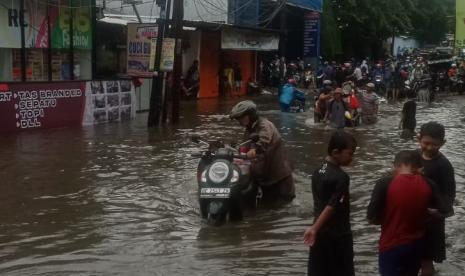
[229,98,456,276]
[314,80,381,129]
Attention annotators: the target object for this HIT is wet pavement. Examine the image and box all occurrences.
[0,94,464,275]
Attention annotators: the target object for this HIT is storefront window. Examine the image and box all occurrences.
[0,48,14,82]
[26,49,49,81]
[74,50,92,80]
[51,50,71,80]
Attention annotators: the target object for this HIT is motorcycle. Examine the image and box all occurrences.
[304,69,314,89]
[289,90,306,113]
[448,73,465,95]
[191,134,260,225]
[374,75,385,96]
[404,76,433,103]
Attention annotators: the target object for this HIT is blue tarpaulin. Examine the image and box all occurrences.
[287,0,323,12]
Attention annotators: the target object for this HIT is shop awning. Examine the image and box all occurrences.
[221,28,279,51]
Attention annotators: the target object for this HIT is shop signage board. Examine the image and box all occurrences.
[456,0,465,49]
[221,28,279,51]
[303,11,321,58]
[127,23,158,77]
[0,0,92,49]
[0,0,48,48]
[160,38,176,72]
[0,80,136,133]
[0,82,86,133]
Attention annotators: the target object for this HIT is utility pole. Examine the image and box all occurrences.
[171,0,183,124]
[147,0,168,127]
[161,0,172,125]
[20,0,26,82]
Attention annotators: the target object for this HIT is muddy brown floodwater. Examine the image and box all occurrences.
[0,95,464,276]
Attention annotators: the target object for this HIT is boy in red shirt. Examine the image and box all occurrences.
[367,150,449,276]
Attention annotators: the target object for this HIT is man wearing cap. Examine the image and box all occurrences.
[359,83,380,124]
[325,88,348,129]
[230,101,295,204]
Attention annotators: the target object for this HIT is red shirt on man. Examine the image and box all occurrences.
[378,174,432,252]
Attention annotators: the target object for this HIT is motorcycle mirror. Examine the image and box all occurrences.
[249,134,260,143]
[190,135,201,143]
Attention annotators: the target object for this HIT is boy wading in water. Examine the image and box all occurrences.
[304,131,357,276]
[418,122,456,276]
[367,150,450,276]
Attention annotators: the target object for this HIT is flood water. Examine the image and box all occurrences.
[0,94,464,276]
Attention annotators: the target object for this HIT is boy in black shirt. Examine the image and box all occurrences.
[304,131,357,276]
[418,122,456,276]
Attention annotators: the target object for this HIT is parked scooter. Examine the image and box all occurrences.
[191,134,260,225]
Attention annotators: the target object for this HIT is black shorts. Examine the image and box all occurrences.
[423,220,446,262]
[308,233,354,276]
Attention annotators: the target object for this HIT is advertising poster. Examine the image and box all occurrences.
[82,80,137,125]
[0,82,86,133]
[303,11,321,58]
[49,5,93,49]
[0,0,92,49]
[160,38,176,72]
[127,23,158,77]
[456,0,465,49]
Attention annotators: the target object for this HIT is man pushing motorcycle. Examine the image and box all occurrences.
[230,100,295,203]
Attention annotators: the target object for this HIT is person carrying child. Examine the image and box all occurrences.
[367,150,450,276]
[304,131,357,276]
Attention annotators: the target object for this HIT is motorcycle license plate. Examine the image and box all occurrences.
[200,188,231,198]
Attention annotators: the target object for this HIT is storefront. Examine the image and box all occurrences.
[197,27,279,98]
[0,0,94,82]
[0,1,138,134]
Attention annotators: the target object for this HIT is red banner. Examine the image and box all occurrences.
[0,82,86,133]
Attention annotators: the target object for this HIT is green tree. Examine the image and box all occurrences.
[321,0,342,58]
[320,0,453,58]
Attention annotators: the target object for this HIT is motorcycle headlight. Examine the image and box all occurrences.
[208,162,230,184]
[201,170,207,182]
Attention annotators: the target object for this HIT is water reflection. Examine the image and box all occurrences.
[0,95,463,275]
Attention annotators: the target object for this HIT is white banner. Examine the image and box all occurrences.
[83,80,137,125]
[160,38,176,72]
[221,28,279,51]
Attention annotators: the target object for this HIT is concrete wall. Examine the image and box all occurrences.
[199,31,221,98]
